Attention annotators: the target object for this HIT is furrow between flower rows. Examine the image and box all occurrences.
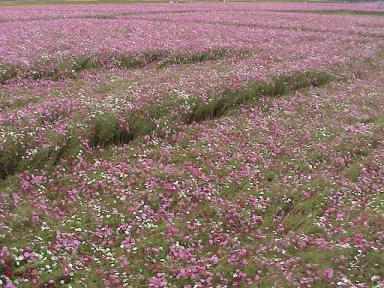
[0,8,255,23]
[128,16,384,39]
[0,69,332,180]
[270,9,384,17]
[0,48,246,83]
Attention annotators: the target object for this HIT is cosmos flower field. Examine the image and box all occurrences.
[0,1,384,287]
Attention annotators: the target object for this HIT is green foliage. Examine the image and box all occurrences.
[90,114,128,147]
[114,50,168,69]
[157,48,231,68]
[72,56,99,71]
[362,249,384,276]
[186,94,234,123]
[0,142,22,180]
[345,163,360,182]
[186,70,332,123]
[283,70,332,90]
[0,137,80,180]
[30,56,99,80]
[270,77,290,96]
[125,112,155,140]
[365,114,384,124]
[142,49,168,63]
[116,55,143,69]
[312,280,334,288]
[0,63,19,83]
[0,48,244,82]
[1,56,100,82]
[58,56,99,79]
[25,137,80,170]
[90,112,154,147]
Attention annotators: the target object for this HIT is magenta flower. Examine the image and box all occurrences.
[322,267,334,279]
[250,214,263,223]
[166,224,179,235]
[148,273,168,288]
[121,236,136,249]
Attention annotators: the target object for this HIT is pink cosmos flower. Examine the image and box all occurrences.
[250,214,263,223]
[166,224,178,235]
[148,273,168,288]
[323,267,334,279]
[121,236,135,248]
